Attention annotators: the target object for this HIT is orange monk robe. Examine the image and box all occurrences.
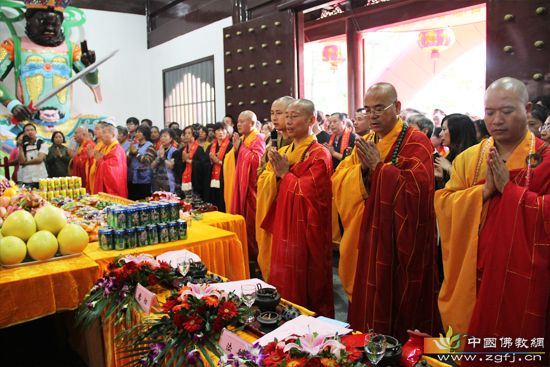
[87,141,105,194]
[331,135,370,299]
[435,132,550,364]
[70,139,95,189]
[94,142,128,198]
[261,136,335,317]
[229,129,266,260]
[348,119,440,341]
[223,147,236,212]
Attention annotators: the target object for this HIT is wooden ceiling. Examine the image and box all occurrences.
[70,0,148,15]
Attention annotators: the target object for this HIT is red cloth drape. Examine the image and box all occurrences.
[230,133,266,259]
[264,143,335,317]
[94,143,128,198]
[465,139,550,366]
[348,128,440,342]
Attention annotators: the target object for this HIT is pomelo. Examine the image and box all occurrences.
[27,231,58,261]
[34,205,67,235]
[0,236,27,265]
[58,224,89,255]
[1,210,36,241]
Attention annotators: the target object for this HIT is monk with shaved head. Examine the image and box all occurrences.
[223,110,266,272]
[70,126,95,190]
[346,82,439,340]
[257,98,335,316]
[435,77,550,365]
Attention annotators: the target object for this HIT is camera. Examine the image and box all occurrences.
[22,135,31,144]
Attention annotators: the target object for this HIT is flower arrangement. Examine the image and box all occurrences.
[76,254,179,329]
[219,333,366,367]
[118,283,253,367]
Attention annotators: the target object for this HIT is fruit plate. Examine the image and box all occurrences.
[1,252,82,269]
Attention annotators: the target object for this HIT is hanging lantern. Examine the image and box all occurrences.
[417,28,455,72]
[322,44,346,71]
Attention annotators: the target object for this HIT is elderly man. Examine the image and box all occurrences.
[259,99,334,316]
[224,110,266,266]
[93,123,128,198]
[347,83,439,340]
[70,127,95,189]
[435,77,550,364]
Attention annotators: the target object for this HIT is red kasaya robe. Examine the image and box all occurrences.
[348,124,440,342]
[230,130,266,260]
[262,138,335,317]
[70,139,95,189]
[467,137,550,366]
[94,142,128,198]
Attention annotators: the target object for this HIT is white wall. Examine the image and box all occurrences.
[147,17,232,126]
[70,10,149,125]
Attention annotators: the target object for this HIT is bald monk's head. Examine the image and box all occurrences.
[237,110,258,136]
[364,82,401,138]
[101,123,118,145]
[271,96,296,132]
[484,77,531,147]
[286,99,316,141]
[74,126,88,144]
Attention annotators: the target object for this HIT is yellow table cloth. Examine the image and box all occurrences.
[200,211,249,277]
[84,222,247,281]
[0,255,100,328]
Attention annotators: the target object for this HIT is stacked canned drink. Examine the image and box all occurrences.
[98,201,188,251]
[38,176,86,200]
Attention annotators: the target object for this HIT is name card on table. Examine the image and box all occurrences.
[135,283,157,314]
[219,328,252,355]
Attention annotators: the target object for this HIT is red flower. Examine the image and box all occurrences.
[203,296,220,307]
[162,298,178,312]
[306,358,322,367]
[147,274,158,286]
[263,341,279,354]
[183,314,203,333]
[320,358,339,367]
[287,358,307,367]
[345,346,363,362]
[158,261,171,271]
[212,316,225,333]
[264,349,286,367]
[217,301,238,320]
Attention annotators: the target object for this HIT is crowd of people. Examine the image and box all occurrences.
[7,77,550,360]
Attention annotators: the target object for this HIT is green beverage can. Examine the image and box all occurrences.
[149,203,160,224]
[113,208,127,230]
[159,202,170,223]
[114,229,126,250]
[177,220,188,240]
[136,226,148,247]
[129,208,140,228]
[139,206,151,226]
[146,224,159,245]
[126,228,137,248]
[158,223,170,243]
[105,206,115,228]
[168,222,178,242]
[98,227,114,250]
[169,202,180,221]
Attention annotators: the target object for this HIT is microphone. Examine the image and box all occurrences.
[270,130,278,149]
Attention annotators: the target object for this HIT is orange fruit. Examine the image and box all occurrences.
[3,188,17,197]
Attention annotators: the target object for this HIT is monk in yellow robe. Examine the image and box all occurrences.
[256,96,294,280]
[331,108,371,298]
[435,77,550,365]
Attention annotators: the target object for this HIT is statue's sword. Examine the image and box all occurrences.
[32,49,119,109]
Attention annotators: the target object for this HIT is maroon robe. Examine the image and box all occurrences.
[348,127,439,342]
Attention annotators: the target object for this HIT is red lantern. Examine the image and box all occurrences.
[322,44,346,71]
[417,28,455,72]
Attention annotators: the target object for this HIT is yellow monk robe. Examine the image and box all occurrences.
[256,136,316,280]
[223,130,260,215]
[332,121,404,299]
[435,131,532,335]
[86,141,105,194]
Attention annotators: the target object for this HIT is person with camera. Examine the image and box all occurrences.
[17,123,48,188]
